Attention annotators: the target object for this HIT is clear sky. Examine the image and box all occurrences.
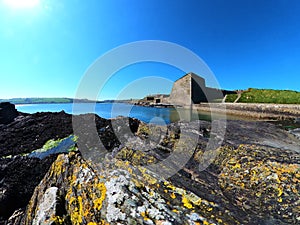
[0,0,299,100]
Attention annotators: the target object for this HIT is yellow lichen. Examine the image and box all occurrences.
[170,192,176,199]
[69,196,83,224]
[182,196,194,209]
[216,218,223,223]
[51,216,65,224]
[140,211,150,221]
[93,182,106,211]
[277,187,283,197]
[203,220,210,225]
[49,154,66,177]
[142,173,157,185]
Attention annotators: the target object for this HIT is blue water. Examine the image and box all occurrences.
[28,135,76,159]
[16,103,212,124]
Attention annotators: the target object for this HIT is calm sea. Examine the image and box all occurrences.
[16,103,214,125]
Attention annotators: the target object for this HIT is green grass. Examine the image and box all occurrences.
[225,94,238,102]
[226,88,300,104]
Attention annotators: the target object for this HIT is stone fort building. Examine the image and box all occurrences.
[168,72,235,106]
[137,72,235,106]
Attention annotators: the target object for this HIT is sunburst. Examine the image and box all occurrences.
[3,0,40,8]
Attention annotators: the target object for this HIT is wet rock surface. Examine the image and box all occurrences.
[224,120,300,152]
[0,108,299,224]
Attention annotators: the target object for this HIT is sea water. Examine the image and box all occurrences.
[16,103,213,125]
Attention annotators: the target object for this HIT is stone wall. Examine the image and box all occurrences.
[191,74,207,103]
[169,73,233,105]
[169,73,192,105]
[192,103,300,120]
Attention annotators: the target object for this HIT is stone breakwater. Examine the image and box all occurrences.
[192,103,300,120]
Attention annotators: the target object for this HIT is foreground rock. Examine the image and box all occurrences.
[19,142,300,224]
[0,155,57,220]
[0,109,299,224]
[0,102,19,125]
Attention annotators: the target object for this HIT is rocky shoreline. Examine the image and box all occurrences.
[0,103,299,224]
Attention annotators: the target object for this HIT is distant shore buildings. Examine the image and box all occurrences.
[137,72,236,106]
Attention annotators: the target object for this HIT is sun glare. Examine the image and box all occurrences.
[3,0,40,8]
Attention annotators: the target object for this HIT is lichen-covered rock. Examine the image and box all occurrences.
[218,144,300,224]
[22,152,104,224]
[32,187,59,225]
[22,152,243,225]
[1,112,300,224]
[22,141,300,225]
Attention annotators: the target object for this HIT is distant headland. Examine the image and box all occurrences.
[0,98,133,105]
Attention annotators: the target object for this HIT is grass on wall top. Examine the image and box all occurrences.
[226,88,300,104]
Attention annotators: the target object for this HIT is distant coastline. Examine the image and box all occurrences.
[0,98,135,105]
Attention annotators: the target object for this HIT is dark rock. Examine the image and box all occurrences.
[5,208,24,225]
[0,110,73,222]
[224,120,300,152]
[0,111,73,157]
[0,155,57,220]
[0,102,19,125]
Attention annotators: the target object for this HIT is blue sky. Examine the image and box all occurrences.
[0,0,299,100]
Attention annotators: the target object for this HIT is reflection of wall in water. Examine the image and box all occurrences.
[169,107,207,122]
